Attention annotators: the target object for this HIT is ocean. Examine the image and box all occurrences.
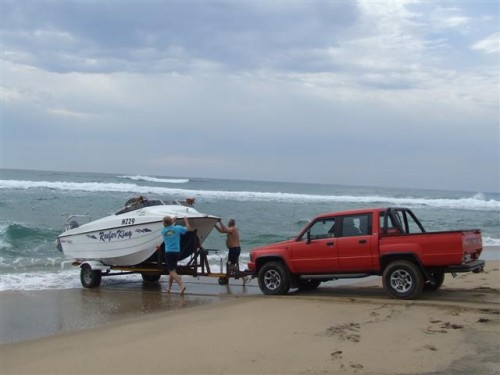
[1,168,499,292]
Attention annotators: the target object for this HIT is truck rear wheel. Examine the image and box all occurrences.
[383,260,423,299]
[258,261,290,295]
[80,264,102,288]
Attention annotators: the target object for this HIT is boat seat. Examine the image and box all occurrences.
[144,230,201,266]
[179,230,201,260]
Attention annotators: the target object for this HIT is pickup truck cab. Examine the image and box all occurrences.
[247,207,484,299]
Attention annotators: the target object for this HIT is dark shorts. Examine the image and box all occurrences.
[228,246,241,264]
[165,252,180,272]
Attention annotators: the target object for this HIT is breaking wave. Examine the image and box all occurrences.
[1,179,499,211]
[119,175,189,184]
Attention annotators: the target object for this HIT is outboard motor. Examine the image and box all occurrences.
[56,238,63,252]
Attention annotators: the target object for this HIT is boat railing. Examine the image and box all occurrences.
[115,196,196,215]
[62,213,91,231]
[163,200,194,207]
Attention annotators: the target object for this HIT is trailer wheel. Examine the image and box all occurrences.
[258,261,290,295]
[383,260,423,299]
[141,273,161,283]
[297,278,321,291]
[218,276,228,285]
[80,265,102,288]
[424,270,445,292]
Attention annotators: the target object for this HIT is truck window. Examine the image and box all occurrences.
[381,210,425,234]
[340,214,371,237]
[306,218,336,240]
[380,212,401,234]
[396,210,424,234]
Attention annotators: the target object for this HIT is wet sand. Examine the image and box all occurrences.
[0,276,260,344]
[1,248,499,374]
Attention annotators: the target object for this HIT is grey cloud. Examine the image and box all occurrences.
[2,1,358,74]
[1,1,498,192]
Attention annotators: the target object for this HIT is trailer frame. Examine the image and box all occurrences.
[75,245,253,289]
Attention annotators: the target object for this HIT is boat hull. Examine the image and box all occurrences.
[57,205,220,266]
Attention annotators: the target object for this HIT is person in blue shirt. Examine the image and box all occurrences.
[161,215,192,294]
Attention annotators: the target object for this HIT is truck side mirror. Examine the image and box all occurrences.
[306,231,311,244]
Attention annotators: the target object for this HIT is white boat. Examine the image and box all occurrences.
[57,196,220,266]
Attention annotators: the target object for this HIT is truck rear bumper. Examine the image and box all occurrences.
[445,259,485,273]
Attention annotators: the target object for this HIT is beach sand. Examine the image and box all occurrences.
[1,252,499,375]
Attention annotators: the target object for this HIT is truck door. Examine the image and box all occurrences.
[336,214,377,271]
[288,217,339,273]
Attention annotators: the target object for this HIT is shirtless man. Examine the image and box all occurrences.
[214,218,241,271]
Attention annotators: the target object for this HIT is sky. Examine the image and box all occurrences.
[1,1,499,193]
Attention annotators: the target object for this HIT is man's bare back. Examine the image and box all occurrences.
[225,226,240,249]
[215,218,240,248]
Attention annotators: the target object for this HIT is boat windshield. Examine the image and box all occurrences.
[115,197,193,215]
[115,199,165,215]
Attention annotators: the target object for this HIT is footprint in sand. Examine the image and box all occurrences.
[441,322,464,329]
[330,350,343,360]
[424,326,448,334]
[424,344,438,351]
[477,318,491,323]
[325,322,361,342]
[350,363,364,369]
[425,321,464,334]
[429,319,442,324]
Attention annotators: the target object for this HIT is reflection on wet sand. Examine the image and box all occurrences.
[1,277,259,344]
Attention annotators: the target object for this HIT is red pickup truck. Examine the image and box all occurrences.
[247,207,484,299]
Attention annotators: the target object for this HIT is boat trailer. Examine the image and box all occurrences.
[74,237,253,289]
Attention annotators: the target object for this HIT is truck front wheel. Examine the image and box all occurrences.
[383,261,424,299]
[258,261,290,295]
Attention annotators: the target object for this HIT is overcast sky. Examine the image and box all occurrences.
[1,1,499,192]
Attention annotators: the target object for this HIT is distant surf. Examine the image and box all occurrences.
[119,175,189,184]
[1,179,499,211]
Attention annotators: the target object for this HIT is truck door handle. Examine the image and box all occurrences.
[359,240,367,244]
[326,242,334,247]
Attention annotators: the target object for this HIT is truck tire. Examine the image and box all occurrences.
[80,264,102,288]
[382,260,424,299]
[423,270,445,292]
[258,261,290,295]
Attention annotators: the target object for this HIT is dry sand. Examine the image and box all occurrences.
[1,259,499,375]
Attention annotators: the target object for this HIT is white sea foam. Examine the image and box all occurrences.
[0,270,82,291]
[1,179,499,211]
[0,223,11,249]
[483,236,500,246]
[0,269,151,291]
[119,175,189,184]
[0,252,245,292]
